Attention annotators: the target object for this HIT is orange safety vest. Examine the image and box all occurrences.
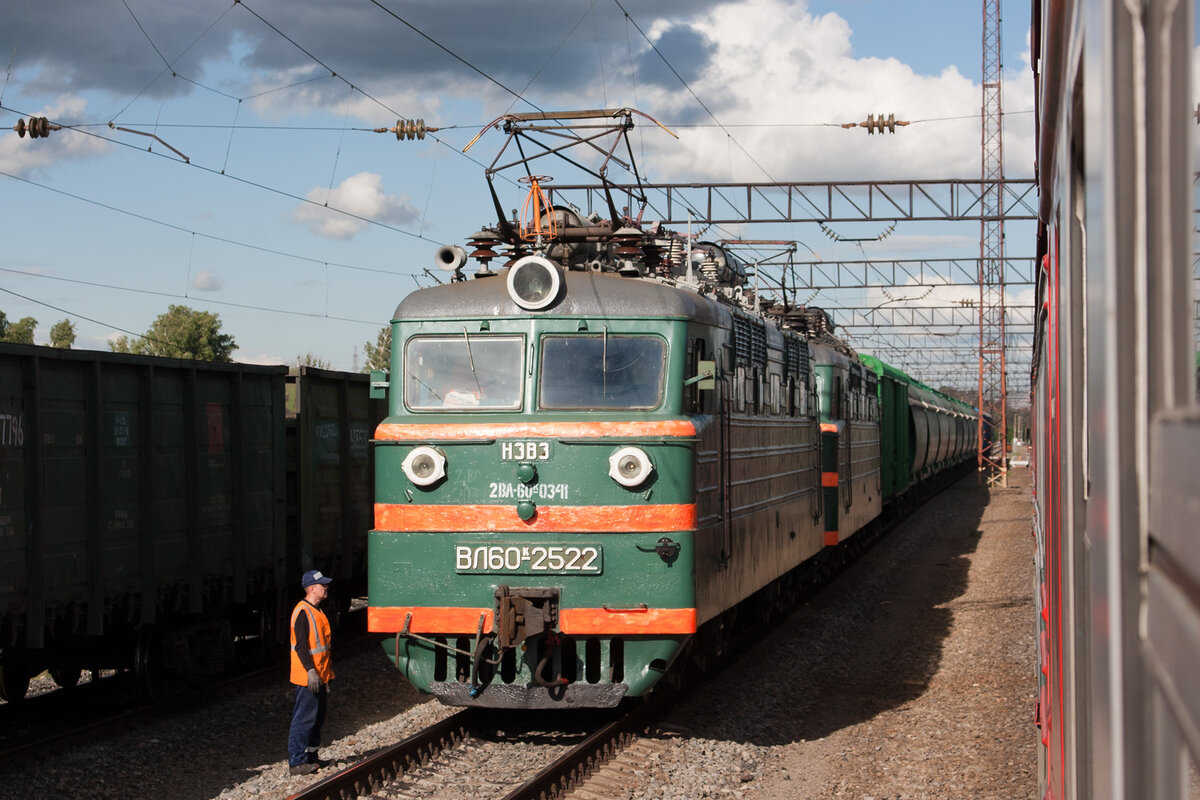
[289,601,335,686]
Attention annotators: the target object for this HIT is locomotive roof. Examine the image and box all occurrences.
[394,268,729,328]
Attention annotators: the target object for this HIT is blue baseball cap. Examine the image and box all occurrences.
[302,569,332,588]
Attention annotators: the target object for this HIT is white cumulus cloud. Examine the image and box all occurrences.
[191,270,222,291]
[595,0,1034,183]
[292,172,419,239]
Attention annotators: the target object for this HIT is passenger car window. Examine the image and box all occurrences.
[404,335,523,410]
[539,335,666,409]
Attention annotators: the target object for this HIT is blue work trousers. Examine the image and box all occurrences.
[288,683,328,767]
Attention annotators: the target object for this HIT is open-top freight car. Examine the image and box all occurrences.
[0,345,382,701]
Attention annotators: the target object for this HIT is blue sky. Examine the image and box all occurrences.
[0,0,1036,377]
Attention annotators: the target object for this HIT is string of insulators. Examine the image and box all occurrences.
[612,226,644,275]
[820,220,896,242]
[467,229,501,272]
[840,113,909,134]
[504,242,529,268]
[664,238,686,273]
[518,176,556,242]
[373,119,436,140]
[13,116,60,138]
[641,240,666,278]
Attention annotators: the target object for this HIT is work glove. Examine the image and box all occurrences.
[306,668,320,695]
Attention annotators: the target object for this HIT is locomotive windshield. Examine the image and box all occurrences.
[404,335,523,410]
[538,334,666,410]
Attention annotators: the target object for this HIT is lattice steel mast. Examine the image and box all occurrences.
[979,0,1008,486]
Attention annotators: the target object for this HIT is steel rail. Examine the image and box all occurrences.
[498,699,661,800]
[285,709,478,800]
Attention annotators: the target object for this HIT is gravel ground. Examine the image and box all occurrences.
[7,471,1034,800]
[572,469,1036,800]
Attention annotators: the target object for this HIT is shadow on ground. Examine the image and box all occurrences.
[671,474,991,747]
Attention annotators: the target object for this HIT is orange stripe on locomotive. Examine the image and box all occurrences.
[369,606,697,635]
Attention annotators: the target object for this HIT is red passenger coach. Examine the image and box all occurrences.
[1031,0,1198,797]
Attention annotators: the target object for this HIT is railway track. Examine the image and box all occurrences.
[288,697,666,800]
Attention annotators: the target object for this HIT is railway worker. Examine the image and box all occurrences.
[287,569,335,776]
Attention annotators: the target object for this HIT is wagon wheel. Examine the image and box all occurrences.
[256,601,282,665]
[49,663,83,691]
[134,625,165,702]
[0,663,31,703]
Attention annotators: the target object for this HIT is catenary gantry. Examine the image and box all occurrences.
[540,178,1036,405]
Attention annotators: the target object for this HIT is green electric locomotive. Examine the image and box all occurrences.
[366,110,978,708]
[365,220,904,707]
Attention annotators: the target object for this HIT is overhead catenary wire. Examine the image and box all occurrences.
[0,285,179,348]
[107,1,240,123]
[505,0,601,117]
[612,1,783,188]
[9,10,1022,293]
[89,0,512,217]
[612,0,791,225]
[1,268,388,327]
[1,0,34,105]
[660,110,1033,129]
[0,167,421,277]
[226,0,515,178]
[1,0,570,334]
[0,104,437,243]
[3,2,473,262]
[120,0,173,74]
[623,12,645,170]
[45,110,1031,135]
[363,0,542,114]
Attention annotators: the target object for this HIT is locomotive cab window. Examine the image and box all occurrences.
[404,335,524,411]
[538,334,667,410]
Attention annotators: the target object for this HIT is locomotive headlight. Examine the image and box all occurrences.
[507,255,562,310]
[402,446,446,486]
[608,446,654,488]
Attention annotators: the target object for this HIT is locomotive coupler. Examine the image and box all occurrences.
[469,586,562,698]
[493,585,559,650]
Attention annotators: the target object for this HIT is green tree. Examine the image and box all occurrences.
[49,319,76,349]
[0,311,38,344]
[110,305,237,361]
[363,326,391,372]
[295,353,330,369]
